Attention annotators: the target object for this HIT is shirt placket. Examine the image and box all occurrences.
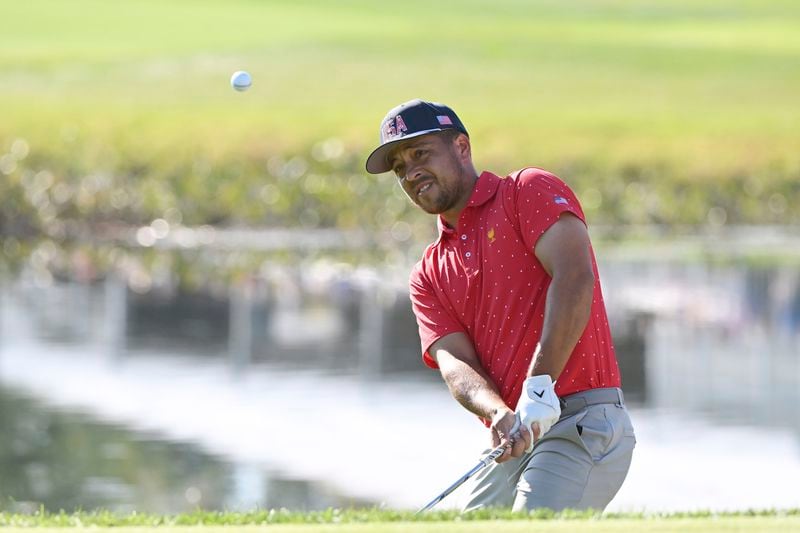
[458,212,480,278]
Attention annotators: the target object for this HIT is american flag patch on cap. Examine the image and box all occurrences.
[437,115,453,125]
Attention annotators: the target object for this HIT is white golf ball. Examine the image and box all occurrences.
[230,70,252,92]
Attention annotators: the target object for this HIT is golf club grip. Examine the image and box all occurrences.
[480,443,507,466]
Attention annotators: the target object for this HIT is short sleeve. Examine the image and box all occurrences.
[512,168,586,252]
[408,261,465,369]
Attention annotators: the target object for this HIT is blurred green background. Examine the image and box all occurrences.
[1,0,799,268]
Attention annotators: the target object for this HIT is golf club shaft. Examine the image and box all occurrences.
[416,443,507,514]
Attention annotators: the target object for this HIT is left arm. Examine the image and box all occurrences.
[515,213,595,447]
[530,213,595,379]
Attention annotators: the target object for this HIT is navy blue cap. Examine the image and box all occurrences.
[365,99,468,174]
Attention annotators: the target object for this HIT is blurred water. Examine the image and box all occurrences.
[0,257,799,513]
[0,385,340,513]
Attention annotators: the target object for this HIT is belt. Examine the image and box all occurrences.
[558,387,625,419]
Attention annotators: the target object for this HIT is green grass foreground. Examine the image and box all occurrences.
[1,509,799,532]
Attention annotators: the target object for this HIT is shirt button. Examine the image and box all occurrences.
[465,252,472,258]
[461,234,467,240]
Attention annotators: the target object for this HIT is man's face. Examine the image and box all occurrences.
[387,133,471,215]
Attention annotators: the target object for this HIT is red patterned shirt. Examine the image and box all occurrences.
[409,169,621,414]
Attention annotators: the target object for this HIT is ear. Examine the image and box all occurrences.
[452,133,472,162]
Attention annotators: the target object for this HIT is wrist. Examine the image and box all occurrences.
[489,404,513,421]
[527,344,565,381]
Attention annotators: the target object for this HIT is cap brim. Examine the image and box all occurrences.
[365,128,445,174]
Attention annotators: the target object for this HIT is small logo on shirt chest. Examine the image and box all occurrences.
[487,227,496,243]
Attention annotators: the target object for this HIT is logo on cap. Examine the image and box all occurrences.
[383,115,408,140]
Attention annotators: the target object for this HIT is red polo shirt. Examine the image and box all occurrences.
[409,168,621,413]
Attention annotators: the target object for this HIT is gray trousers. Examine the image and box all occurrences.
[460,388,636,512]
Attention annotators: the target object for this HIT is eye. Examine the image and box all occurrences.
[414,149,427,159]
[393,164,405,178]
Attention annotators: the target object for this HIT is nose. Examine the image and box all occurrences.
[403,164,424,183]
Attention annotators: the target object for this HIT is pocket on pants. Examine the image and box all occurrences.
[532,409,589,458]
[574,406,616,461]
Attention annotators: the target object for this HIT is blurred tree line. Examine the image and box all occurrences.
[1,134,798,281]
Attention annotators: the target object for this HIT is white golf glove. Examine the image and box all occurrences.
[516,374,561,452]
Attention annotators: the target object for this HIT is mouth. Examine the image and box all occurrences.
[416,181,434,197]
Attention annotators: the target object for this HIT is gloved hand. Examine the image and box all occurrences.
[516,374,561,452]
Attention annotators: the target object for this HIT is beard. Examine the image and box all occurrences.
[414,179,451,214]
[407,165,472,215]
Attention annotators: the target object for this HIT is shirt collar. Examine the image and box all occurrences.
[437,171,502,237]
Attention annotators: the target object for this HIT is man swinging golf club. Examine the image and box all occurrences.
[365,99,636,512]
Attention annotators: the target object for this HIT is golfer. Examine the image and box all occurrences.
[365,99,636,512]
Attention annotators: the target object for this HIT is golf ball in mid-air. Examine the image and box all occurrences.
[230,70,252,91]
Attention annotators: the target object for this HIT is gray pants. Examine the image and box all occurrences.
[460,388,636,512]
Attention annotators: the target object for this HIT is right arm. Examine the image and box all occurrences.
[430,332,531,462]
